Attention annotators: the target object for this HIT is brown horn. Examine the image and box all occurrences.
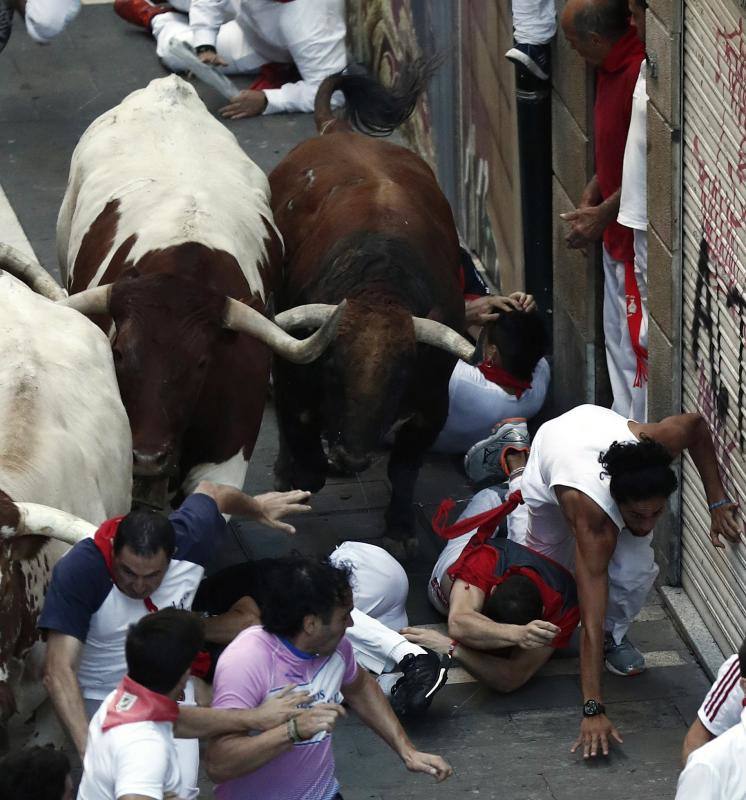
[411,317,476,362]
[223,299,346,363]
[0,243,67,301]
[5,503,97,545]
[59,284,113,316]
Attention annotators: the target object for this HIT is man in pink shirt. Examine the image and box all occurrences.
[206,555,452,799]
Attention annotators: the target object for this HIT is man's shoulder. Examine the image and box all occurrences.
[53,538,107,578]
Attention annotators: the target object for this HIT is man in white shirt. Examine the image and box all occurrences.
[79,608,309,800]
[113,0,346,118]
[682,652,744,763]
[676,639,746,800]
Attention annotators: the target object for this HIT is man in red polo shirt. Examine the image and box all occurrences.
[560,0,647,420]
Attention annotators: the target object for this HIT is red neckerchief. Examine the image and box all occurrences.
[432,490,524,542]
[477,361,532,399]
[595,26,645,262]
[101,675,178,732]
[250,62,301,91]
[92,517,211,678]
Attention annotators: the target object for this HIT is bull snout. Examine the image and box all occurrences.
[132,447,175,477]
[328,445,372,476]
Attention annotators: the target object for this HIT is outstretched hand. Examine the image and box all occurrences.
[709,502,742,548]
[220,89,268,119]
[571,714,623,759]
[253,490,312,534]
[400,626,451,655]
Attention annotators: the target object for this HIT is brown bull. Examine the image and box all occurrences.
[270,62,475,558]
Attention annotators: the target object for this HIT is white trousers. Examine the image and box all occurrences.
[603,240,648,423]
[84,679,199,794]
[153,4,277,75]
[511,0,556,45]
[513,497,659,644]
[329,541,425,675]
[24,0,80,43]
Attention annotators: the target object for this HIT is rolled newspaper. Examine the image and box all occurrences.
[166,39,241,101]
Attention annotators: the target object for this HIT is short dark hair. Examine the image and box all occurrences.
[599,436,678,504]
[261,555,353,638]
[483,575,543,626]
[126,608,204,694]
[573,0,630,41]
[0,746,70,800]
[114,509,175,558]
[485,310,548,381]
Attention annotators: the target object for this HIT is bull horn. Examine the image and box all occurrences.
[4,503,97,545]
[411,317,476,362]
[223,298,347,364]
[275,304,477,363]
[0,243,67,301]
[59,284,113,316]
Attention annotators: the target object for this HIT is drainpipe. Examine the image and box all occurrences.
[513,64,553,338]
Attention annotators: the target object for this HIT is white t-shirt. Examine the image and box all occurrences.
[618,61,648,231]
[433,358,551,454]
[698,654,744,736]
[77,690,184,800]
[676,708,746,800]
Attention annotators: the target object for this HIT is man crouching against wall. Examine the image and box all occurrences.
[206,555,452,799]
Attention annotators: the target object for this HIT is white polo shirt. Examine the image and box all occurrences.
[676,707,746,800]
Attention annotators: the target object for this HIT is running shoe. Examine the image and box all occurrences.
[604,633,646,676]
[389,650,449,716]
[464,417,530,485]
[505,42,551,81]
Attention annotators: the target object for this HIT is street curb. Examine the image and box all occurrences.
[660,585,725,681]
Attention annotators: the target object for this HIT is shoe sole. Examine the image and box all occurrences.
[604,658,645,677]
[505,48,549,81]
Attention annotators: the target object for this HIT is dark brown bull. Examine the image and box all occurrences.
[270,62,475,557]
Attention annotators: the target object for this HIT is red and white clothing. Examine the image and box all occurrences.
[433,358,550,454]
[514,404,659,644]
[698,654,744,737]
[152,0,346,114]
[676,707,746,800]
[78,677,190,800]
[595,28,647,421]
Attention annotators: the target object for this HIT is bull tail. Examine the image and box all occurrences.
[314,57,439,137]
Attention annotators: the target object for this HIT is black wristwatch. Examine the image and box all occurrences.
[582,699,606,717]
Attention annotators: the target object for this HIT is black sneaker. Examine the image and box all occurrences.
[505,42,550,81]
[389,650,449,716]
[0,0,13,54]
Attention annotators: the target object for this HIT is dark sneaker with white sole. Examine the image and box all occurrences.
[0,0,14,54]
[604,634,646,676]
[505,42,551,81]
[389,650,449,716]
[464,417,530,485]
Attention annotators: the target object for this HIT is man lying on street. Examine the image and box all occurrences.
[39,480,310,796]
[205,555,452,799]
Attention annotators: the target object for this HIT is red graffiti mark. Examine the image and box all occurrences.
[715,18,746,183]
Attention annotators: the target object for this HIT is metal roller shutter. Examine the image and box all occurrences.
[681,0,746,655]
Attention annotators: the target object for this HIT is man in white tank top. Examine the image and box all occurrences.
[513,404,740,759]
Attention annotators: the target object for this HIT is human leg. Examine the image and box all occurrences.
[510,0,557,44]
[23,0,80,43]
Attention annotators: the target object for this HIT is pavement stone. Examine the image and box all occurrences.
[0,8,715,799]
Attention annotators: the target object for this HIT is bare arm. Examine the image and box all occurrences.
[202,596,261,645]
[638,412,741,545]
[556,487,622,758]
[681,717,715,766]
[342,669,452,782]
[454,643,553,692]
[447,580,558,650]
[43,632,89,758]
[193,482,311,534]
[175,685,309,738]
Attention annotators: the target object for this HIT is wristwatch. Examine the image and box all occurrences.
[582,699,606,717]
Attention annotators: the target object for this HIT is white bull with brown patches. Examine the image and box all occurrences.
[0,269,132,721]
[52,75,342,507]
